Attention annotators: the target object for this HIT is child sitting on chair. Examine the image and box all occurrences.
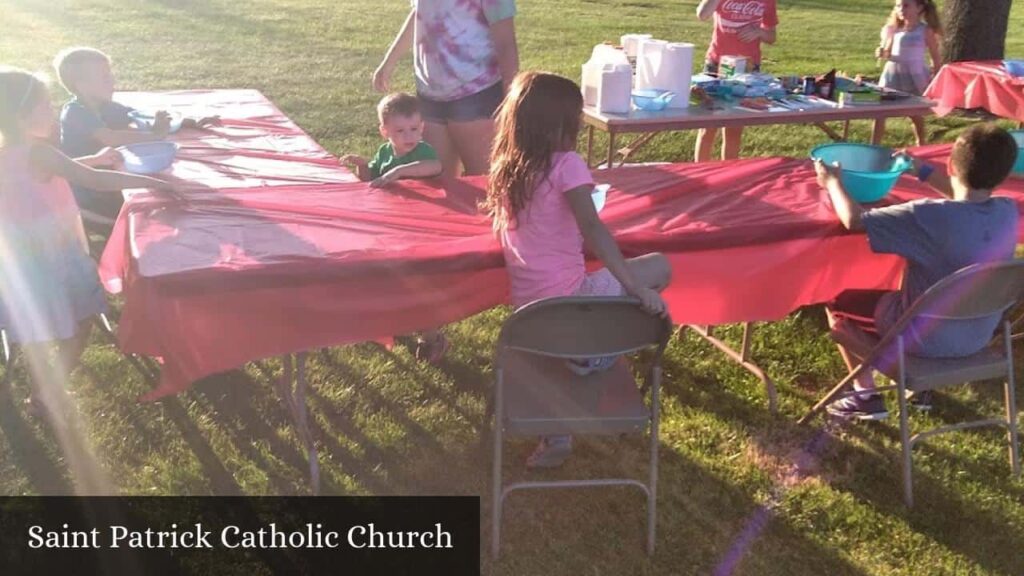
[485,71,671,467]
[53,47,219,221]
[341,92,442,188]
[816,123,1020,420]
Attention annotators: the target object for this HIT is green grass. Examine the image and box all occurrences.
[2,0,1024,574]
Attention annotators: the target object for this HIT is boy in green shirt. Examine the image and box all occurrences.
[341,93,442,187]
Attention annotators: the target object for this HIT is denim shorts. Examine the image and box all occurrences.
[417,82,504,124]
[703,60,762,75]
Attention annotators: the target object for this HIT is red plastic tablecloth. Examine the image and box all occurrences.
[113,92,1024,401]
[924,61,1024,122]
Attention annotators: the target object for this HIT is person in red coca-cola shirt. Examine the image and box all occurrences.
[694,0,778,162]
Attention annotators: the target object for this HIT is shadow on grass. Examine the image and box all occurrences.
[0,363,72,495]
[823,412,1024,573]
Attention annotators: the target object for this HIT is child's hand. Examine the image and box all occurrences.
[151,176,188,201]
[632,287,668,317]
[370,170,399,188]
[814,158,842,188]
[340,154,368,167]
[182,116,222,130]
[94,147,124,168]
[891,149,921,172]
[152,110,172,137]
[737,22,763,43]
[372,61,395,93]
[874,47,889,60]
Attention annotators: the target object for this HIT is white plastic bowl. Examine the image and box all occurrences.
[117,142,179,174]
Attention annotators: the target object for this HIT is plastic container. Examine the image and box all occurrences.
[582,44,629,107]
[118,142,179,174]
[810,143,912,203]
[1004,60,1024,78]
[631,89,675,111]
[596,64,633,114]
[1011,130,1024,175]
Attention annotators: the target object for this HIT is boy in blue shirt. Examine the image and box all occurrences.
[816,124,1020,419]
[53,47,219,221]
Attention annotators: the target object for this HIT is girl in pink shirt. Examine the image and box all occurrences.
[0,67,181,415]
[485,71,671,467]
[695,0,778,162]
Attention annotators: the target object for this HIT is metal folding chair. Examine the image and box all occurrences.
[491,296,672,557]
[800,260,1024,506]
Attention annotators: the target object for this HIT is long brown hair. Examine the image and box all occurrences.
[486,72,583,232]
[887,0,942,33]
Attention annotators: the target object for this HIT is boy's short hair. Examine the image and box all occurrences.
[53,47,110,94]
[951,124,1019,190]
[377,93,420,124]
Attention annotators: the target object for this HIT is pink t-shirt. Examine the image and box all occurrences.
[706,0,779,65]
[501,151,595,307]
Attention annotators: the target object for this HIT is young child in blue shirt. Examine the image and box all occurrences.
[53,47,219,221]
[816,124,1020,419]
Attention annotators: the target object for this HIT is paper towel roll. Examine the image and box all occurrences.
[636,40,693,109]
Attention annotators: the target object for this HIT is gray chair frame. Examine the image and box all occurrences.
[800,260,1024,506]
[491,296,672,557]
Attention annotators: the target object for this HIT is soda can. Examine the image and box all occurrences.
[802,76,816,95]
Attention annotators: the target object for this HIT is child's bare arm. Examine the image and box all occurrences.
[926,28,943,74]
[31,144,181,199]
[566,185,667,316]
[75,147,123,168]
[371,160,443,188]
[490,18,519,92]
[374,9,416,93]
[696,0,722,21]
[815,159,865,231]
[340,154,372,182]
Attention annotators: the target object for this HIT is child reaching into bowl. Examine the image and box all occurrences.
[815,124,1019,419]
[0,67,183,415]
[53,47,219,221]
[485,71,671,467]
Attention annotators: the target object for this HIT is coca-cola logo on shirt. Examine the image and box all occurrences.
[721,0,767,17]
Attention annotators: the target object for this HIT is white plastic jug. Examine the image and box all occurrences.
[582,43,629,107]
[597,63,632,114]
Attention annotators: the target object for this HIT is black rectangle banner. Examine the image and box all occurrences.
[0,497,479,575]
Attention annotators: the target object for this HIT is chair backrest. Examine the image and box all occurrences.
[900,259,1024,324]
[498,296,672,359]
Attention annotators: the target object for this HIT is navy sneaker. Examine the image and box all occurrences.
[827,393,889,421]
[905,389,933,411]
[566,356,618,376]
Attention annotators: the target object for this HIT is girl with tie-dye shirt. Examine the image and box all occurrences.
[373,0,519,178]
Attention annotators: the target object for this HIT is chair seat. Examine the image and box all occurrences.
[501,350,649,437]
[832,322,1009,391]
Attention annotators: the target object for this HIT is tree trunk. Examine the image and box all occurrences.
[942,0,1014,62]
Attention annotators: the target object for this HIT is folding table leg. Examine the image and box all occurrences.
[686,322,779,414]
[606,132,617,170]
[586,125,595,167]
[275,353,320,495]
[814,122,845,142]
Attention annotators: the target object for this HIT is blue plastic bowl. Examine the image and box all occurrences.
[1004,59,1024,78]
[1011,130,1024,175]
[631,89,675,111]
[810,143,910,203]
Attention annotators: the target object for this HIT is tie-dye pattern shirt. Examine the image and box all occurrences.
[413,0,516,102]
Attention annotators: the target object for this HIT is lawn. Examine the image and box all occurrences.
[2,0,1024,574]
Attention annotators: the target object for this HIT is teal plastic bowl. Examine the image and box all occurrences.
[1011,130,1024,175]
[631,89,675,111]
[811,143,911,203]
